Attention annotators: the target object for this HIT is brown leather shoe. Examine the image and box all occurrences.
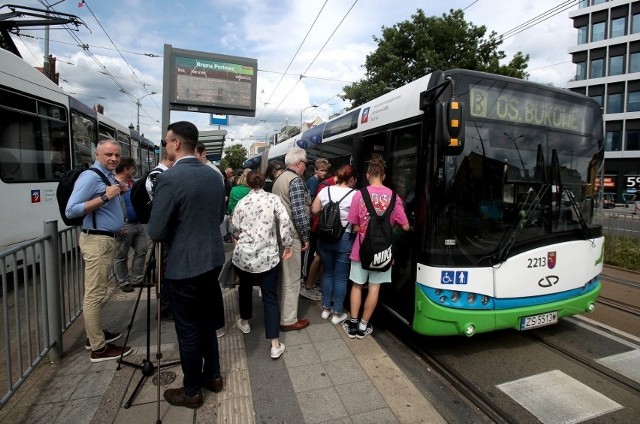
[280,319,310,332]
[203,375,224,393]
[163,387,203,409]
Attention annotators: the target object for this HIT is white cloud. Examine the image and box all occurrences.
[13,0,577,151]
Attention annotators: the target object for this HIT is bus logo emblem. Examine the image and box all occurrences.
[31,190,41,204]
[361,107,370,124]
[548,251,556,269]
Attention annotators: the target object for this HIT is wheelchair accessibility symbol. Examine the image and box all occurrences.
[441,270,468,285]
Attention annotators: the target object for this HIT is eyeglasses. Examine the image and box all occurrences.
[161,138,178,147]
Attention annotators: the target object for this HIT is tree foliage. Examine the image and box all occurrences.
[220,144,247,171]
[342,9,530,107]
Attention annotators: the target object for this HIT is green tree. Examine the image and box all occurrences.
[343,9,529,107]
[220,144,247,171]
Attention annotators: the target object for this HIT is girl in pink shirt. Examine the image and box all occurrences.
[344,155,409,339]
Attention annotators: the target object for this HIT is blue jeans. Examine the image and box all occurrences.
[168,267,222,396]
[317,232,354,314]
[235,265,281,340]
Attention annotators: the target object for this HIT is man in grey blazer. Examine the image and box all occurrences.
[147,121,226,409]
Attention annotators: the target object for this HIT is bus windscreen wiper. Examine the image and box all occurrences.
[562,187,593,240]
[492,184,550,265]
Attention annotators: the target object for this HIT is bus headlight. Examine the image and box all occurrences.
[464,324,475,337]
[467,293,476,304]
[587,302,595,313]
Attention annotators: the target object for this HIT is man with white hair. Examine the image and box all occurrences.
[271,147,311,331]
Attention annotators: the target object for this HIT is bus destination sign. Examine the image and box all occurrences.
[469,86,588,133]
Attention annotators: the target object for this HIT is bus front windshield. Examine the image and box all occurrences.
[429,75,604,267]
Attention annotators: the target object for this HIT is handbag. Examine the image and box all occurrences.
[218,256,236,288]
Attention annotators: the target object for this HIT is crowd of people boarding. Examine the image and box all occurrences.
[65,121,409,410]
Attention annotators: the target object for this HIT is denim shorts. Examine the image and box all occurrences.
[349,260,392,284]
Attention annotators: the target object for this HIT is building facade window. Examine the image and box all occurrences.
[577,26,588,44]
[627,130,640,150]
[606,131,622,151]
[591,94,603,107]
[611,16,627,38]
[633,13,640,33]
[628,91,640,112]
[592,0,606,4]
[608,92,623,113]
[611,17,627,38]
[576,62,587,80]
[578,0,588,8]
[592,21,606,41]
[609,55,624,76]
[591,58,605,78]
[630,52,640,73]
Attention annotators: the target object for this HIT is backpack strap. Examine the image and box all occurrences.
[87,167,112,229]
[336,188,355,204]
[88,167,111,187]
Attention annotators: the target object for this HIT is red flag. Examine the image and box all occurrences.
[78,1,84,7]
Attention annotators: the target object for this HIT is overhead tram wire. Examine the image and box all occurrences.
[39,1,130,97]
[256,0,360,132]
[250,0,330,131]
[79,0,160,112]
[43,0,160,132]
[499,0,579,40]
[15,32,160,57]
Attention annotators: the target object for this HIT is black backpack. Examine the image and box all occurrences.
[359,188,396,271]
[317,187,354,242]
[130,167,163,224]
[56,163,110,227]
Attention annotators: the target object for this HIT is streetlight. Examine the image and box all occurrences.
[300,104,319,129]
[135,91,157,133]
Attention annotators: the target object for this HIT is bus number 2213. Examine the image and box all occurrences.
[527,257,546,268]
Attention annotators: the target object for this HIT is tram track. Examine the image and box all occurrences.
[600,272,640,289]
[528,332,640,396]
[400,335,515,424]
[378,313,517,424]
[597,296,640,317]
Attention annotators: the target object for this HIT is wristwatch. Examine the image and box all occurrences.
[100,194,109,204]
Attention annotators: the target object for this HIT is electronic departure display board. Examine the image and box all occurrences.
[163,45,257,117]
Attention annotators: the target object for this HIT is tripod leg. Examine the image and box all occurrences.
[155,242,162,422]
[116,284,144,370]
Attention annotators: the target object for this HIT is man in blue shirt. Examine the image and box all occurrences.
[66,139,132,363]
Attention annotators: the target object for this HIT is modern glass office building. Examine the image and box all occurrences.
[567,0,640,203]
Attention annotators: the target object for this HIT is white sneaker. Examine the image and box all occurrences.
[236,319,250,334]
[270,343,285,359]
[331,312,348,325]
[321,309,331,319]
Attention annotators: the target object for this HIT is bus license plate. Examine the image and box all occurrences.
[520,311,558,330]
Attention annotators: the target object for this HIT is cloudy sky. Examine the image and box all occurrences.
[12,0,579,150]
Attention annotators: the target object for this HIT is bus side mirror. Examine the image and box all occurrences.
[439,97,465,156]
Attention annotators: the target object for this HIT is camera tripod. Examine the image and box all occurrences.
[116,242,179,414]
